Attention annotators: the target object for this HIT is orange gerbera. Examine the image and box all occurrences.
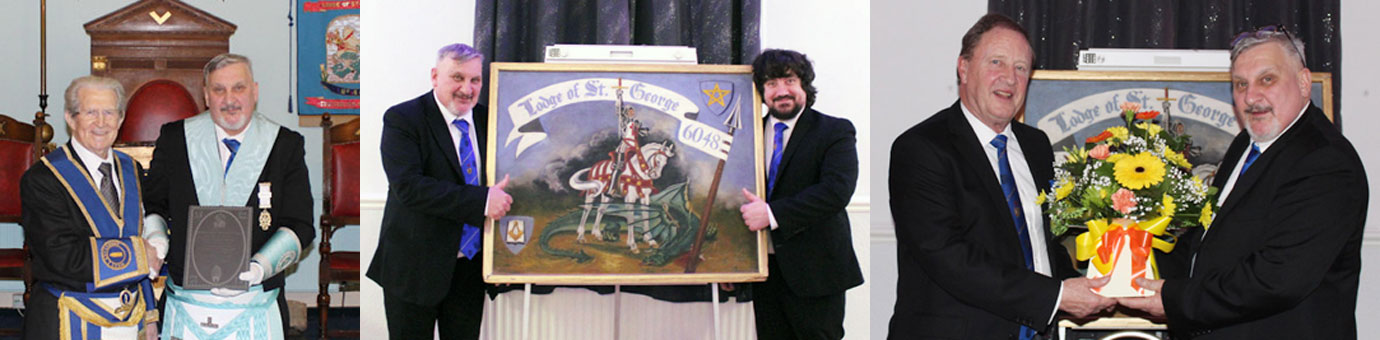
[1136,110,1161,120]
[1087,130,1113,144]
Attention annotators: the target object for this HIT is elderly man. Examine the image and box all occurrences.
[21,76,162,339]
[366,43,512,339]
[737,49,863,340]
[887,13,1115,339]
[1119,26,1367,340]
[143,53,315,339]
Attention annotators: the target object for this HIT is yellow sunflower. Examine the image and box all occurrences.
[1160,194,1177,217]
[1113,152,1166,190]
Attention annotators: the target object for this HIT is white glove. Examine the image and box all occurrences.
[210,262,264,297]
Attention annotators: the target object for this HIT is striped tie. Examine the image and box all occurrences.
[992,135,1037,340]
[766,122,788,198]
[98,162,119,216]
[452,119,481,259]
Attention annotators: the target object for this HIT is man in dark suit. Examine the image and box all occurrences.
[366,43,513,339]
[1119,26,1367,340]
[143,53,316,338]
[887,14,1115,339]
[22,76,160,339]
[143,53,316,340]
[737,49,863,340]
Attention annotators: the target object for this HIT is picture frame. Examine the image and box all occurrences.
[481,62,768,285]
[1022,70,1333,185]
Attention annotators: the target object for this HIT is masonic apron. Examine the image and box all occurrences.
[39,146,156,339]
[161,113,294,340]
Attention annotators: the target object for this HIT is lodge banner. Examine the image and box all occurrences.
[296,0,360,115]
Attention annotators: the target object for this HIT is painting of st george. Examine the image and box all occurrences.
[482,62,768,285]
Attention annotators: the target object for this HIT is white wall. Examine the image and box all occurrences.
[359,0,477,336]
[761,1,873,339]
[870,0,1380,338]
[869,0,986,337]
[358,0,871,338]
[0,0,359,304]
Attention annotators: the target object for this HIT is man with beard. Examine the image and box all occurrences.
[22,76,161,339]
[367,43,513,339]
[738,49,862,340]
[144,53,315,339]
[886,14,1114,339]
[1118,26,1367,340]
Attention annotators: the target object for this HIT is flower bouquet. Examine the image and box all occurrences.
[1039,102,1218,297]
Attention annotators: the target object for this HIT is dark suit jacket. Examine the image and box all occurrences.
[143,119,317,292]
[366,91,491,305]
[764,108,864,298]
[1157,104,1366,339]
[22,142,148,292]
[888,101,1078,339]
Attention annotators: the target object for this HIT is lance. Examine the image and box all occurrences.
[685,95,742,273]
[607,78,630,197]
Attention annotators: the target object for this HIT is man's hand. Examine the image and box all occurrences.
[486,174,513,219]
[210,263,264,297]
[1058,275,1116,318]
[739,189,770,231]
[144,239,163,277]
[1117,277,1166,318]
[141,323,159,340]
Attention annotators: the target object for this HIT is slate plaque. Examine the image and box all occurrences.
[184,206,252,290]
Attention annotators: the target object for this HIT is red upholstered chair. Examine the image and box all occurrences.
[0,112,53,336]
[318,113,359,339]
[116,79,200,170]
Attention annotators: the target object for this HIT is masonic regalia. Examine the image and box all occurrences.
[38,146,159,338]
[159,113,304,340]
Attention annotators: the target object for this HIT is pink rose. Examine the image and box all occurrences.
[1089,144,1111,160]
[1111,188,1137,214]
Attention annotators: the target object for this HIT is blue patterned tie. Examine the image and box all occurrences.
[1238,143,1261,177]
[452,119,481,259]
[766,122,788,197]
[222,138,240,177]
[991,135,1037,340]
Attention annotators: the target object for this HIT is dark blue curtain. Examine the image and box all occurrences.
[989,0,1343,126]
[474,0,760,303]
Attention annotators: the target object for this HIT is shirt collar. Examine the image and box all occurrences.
[214,117,250,142]
[70,137,114,170]
[766,106,805,131]
[959,102,1012,146]
[435,93,471,124]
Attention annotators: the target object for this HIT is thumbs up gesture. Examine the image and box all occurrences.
[486,174,513,219]
[739,188,770,231]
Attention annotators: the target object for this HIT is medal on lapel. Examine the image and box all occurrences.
[258,182,273,231]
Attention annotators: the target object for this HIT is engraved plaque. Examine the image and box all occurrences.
[184,206,252,290]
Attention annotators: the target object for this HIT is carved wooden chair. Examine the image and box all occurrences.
[318,113,360,339]
[0,112,53,336]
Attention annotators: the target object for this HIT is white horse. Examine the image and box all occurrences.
[568,142,675,253]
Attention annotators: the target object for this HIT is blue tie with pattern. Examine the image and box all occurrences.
[452,118,481,259]
[991,135,1037,340]
[1239,143,1261,177]
[222,138,240,177]
[767,122,788,197]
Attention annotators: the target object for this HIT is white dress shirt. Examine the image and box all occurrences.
[762,107,803,232]
[960,104,1063,324]
[214,123,247,171]
[71,138,120,199]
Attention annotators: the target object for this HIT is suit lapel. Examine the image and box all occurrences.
[424,91,465,179]
[1215,106,1320,218]
[944,102,1017,234]
[763,108,814,198]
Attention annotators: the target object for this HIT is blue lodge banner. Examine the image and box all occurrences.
[296,0,360,115]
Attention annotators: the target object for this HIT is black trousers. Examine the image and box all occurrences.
[384,256,486,340]
[753,255,847,340]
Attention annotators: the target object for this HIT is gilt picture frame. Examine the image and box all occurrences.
[482,62,768,285]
